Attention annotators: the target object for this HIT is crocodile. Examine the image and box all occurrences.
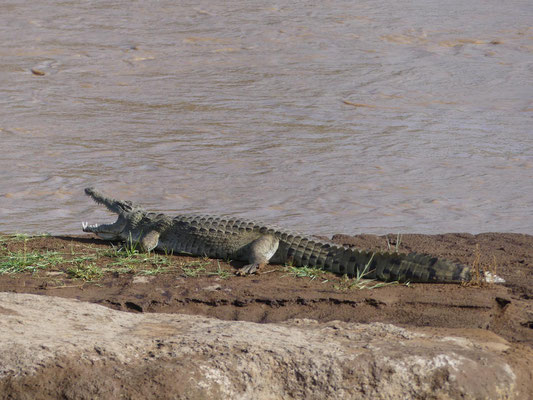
[81,187,504,283]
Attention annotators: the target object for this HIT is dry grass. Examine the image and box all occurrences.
[464,244,499,287]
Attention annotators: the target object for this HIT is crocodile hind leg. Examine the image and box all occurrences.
[236,234,279,275]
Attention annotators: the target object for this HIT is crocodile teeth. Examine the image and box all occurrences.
[82,222,99,230]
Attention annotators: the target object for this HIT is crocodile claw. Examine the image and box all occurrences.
[236,263,260,276]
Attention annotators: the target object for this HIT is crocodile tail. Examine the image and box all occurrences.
[313,245,471,283]
[84,187,135,215]
[368,251,471,283]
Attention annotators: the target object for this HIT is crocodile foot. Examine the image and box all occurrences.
[236,263,263,276]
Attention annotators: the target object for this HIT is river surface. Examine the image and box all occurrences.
[1,0,532,236]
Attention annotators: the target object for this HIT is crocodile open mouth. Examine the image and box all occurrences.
[82,219,124,240]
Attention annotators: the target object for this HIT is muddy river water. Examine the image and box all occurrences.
[0,0,531,236]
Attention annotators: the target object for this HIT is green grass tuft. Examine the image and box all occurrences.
[283,265,328,282]
[206,261,231,279]
[334,253,399,290]
[66,264,104,282]
[0,233,50,242]
[180,260,210,277]
[386,233,403,252]
[0,250,64,274]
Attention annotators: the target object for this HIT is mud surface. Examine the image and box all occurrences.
[1,232,532,347]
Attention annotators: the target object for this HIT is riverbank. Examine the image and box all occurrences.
[1,232,532,398]
[1,232,531,343]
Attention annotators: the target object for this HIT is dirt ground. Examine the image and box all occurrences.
[1,232,532,348]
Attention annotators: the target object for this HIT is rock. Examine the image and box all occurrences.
[0,293,531,399]
[30,68,46,76]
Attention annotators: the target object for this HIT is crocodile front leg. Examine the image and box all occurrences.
[138,230,160,252]
[237,234,279,275]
